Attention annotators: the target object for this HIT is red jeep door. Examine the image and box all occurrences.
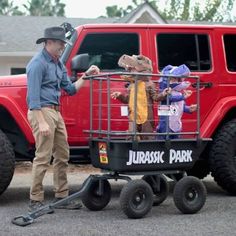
[61,25,149,145]
[149,26,219,138]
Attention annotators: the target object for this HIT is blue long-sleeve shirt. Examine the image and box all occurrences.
[26,48,76,110]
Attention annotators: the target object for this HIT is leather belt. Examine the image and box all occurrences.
[43,105,60,111]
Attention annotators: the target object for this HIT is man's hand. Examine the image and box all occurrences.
[38,121,50,136]
[31,110,51,136]
[111,91,121,99]
[75,65,100,91]
[85,65,100,76]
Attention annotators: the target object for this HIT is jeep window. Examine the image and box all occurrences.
[157,34,211,71]
[11,68,26,75]
[223,35,236,72]
[61,29,78,64]
[77,33,139,71]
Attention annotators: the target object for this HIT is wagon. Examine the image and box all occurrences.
[82,72,210,218]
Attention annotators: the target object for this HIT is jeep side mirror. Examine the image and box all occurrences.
[71,54,89,80]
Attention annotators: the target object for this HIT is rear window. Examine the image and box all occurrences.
[156,33,211,71]
[224,34,236,72]
[77,33,139,71]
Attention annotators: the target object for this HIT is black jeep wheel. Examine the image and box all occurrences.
[81,179,111,211]
[209,119,236,195]
[120,179,153,219]
[142,174,169,206]
[0,130,15,196]
[173,176,207,214]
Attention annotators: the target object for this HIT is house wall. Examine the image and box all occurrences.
[0,56,32,76]
[135,12,158,24]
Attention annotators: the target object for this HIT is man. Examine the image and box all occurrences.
[26,26,99,212]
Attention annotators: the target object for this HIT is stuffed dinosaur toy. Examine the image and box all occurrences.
[156,64,197,139]
[111,54,169,140]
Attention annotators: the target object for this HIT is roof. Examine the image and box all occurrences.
[0,15,115,56]
[117,2,167,24]
[0,2,168,55]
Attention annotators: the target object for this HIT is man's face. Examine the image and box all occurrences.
[47,39,66,58]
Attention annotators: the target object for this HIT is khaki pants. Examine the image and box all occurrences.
[28,108,69,201]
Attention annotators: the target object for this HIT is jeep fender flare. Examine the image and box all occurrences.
[201,97,236,138]
[0,95,34,143]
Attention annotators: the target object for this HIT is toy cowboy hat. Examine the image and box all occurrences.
[36,26,72,45]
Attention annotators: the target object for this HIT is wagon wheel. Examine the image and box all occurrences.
[120,179,153,219]
[173,176,207,214]
[82,179,111,211]
[142,174,169,206]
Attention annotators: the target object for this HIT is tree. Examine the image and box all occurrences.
[106,5,133,18]
[0,0,24,15]
[106,6,122,17]
[105,0,235,22]
[105,0,158,18]
[160,0,234,22]
[52,0,65,17]
[23,0,65,16]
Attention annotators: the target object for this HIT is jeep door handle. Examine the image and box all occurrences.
[192,82,213,88]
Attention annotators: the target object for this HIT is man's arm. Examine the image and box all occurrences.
[27,61,43,110]
[27,61,50,136]
[61,65,100,94]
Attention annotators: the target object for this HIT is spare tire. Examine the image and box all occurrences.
[209,119,236,195]
[0,129,15,196]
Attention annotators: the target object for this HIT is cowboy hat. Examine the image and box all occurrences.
[36,26,72,45]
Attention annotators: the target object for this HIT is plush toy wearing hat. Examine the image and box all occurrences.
[156,64,197,139]
[111,54,170,140]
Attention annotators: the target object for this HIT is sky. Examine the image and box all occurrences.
[63,0,134,18]
[12,0,236,20]
[14,0,135,18]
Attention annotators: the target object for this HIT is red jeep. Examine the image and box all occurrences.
[1,23,236,196]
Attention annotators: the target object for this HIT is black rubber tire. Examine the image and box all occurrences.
[81,179,111,211]
[173,176,207,214]
[0,129,15,196]
[142,174,169,206]
[186,160,210,179]
[209,119,236,195]
[120,179,153,219]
